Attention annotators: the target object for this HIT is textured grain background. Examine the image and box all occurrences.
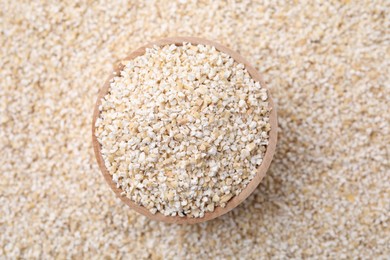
[1,0,389,258]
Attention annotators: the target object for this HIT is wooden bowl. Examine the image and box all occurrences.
[92,37,278,224]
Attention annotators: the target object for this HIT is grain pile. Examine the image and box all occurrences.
[95,43,271,218]
[1,0,389,259]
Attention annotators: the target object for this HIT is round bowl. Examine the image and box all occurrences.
[92,37,278,224]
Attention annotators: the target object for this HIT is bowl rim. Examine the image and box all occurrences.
[92,36,278,224]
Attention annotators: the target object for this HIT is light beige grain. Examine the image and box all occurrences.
[95,43,271,218]
[0,0,389,259]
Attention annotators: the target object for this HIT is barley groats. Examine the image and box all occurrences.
[95,43,271,218]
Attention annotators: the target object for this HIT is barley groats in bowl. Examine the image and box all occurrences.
[92,37,277,224]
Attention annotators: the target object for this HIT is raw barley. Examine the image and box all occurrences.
[1,0,389,259]
[95,43,271,218]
